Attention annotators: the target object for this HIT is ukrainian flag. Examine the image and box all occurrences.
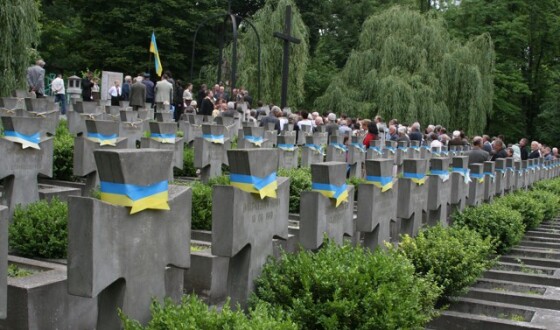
[150,32,163,76]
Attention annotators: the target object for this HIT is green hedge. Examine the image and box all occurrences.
[453,203,525,254]
[399,225,495,299]
[252,239,440,329]
[191,175,231,231]
[277,167,312,214]
[9,198,68,259]
[526,189,560,221]
[532,179,560,196]
[53,120,76,181]
[120,295,296,329]
[173,147,197,177]
[495,193,545,230]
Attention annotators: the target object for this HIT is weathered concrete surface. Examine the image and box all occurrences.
[194,124,231,182]
[276,135,298,170]
[397,159,428,238]
[426,157,451,227]
[0,206,6,319]
[140,122,184,181]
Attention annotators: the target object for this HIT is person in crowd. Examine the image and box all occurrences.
[199,90,215,116]
[511,145,521,161]
[388,125,398,141]
[409,122,423,142]
[197,84,207,106]
[528,141,541,159]
[122,76,132,101]
[482,135,492,154]
[129,76,146,110]
[338,120,352,136]
[81,71,94,101]
[363,122,379,149]
[467,136,490,164]
[430,133,442,148]
[91,77,100,101]
[518,138,529,160]
[260,106,281,132]
[491,138,508,160]
[448,130,466,146]
[397,126,410,145]
[297,111,314,130]
[183,83,193,103]
[51,73,66,114]
[107,80,122,106]
[544,146,554,161]
[27,59,46,98]
[154,74,173,112]
[142,73,155,106]
[325,113,339,137]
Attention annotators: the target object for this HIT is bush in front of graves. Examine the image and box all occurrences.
[278,167,312,214]
[119,295,297,330]
[532,178,560,196]
[398,225,495,300]
[251,239,440,329]
[53,120,76,181]
[191,175,231,231]
[526,190,560,221]
[453,203,524,254]
[173,147,197,177]
[495,193,545,230]
[9,198,68,259]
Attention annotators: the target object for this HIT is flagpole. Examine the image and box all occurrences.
[147,32,153,77]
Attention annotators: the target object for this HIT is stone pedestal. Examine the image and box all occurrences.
[504,158,515,193]
[194,124,230,182]
[155,111,174,123]
[264,123,278,148]
[313,129,328,147]
[397,159,428,238]
[212,149,288,308]
[140,122,184,180]
[357,159,397,249]
[483,161,496,202]
[383,140,397,163]
[467,163,484,206]
[300,162,355,249]
[449,156,469,215]
[68,149,191,328]
[301,135,324,167]
[494,159,506,197]
[326,133,347,162]
[366,140,384,160]
[348,136,366,179]
[276,135,298,169]
[296,124,313,146]
[238,126,266,149]
[426,157,450,227]
[179,114,204,145]
[68,101,103,134]
[214,116,237,141]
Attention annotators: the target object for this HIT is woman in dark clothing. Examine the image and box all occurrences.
[363,122,379,148]
[199,90,215,116]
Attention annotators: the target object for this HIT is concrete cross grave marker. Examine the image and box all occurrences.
[155,111,174,123]
[0,206,7,319]
[68,149,191,328]
[348,135,366,179]
[24,98,56,113]
[264,122,278,147]
[366,140,384,160]
[0,116,53,217]
[301,135,325,167]
[119,109,139,122]
[383,140,398,162]
[357,159,397,249]
[396,140,410,173]
[194,124,231,182]
[214,116,237,141]
[483,161,496,202]
[449,156,470,215]
[326,131,347,162]
[141,122,184,180]
[397,159,428,237]
[504,157,515,193]
[314,126,328,146]
[0,97,26,111]
[273,5,301,109]
[410,140,425,159]
[105,105,121,117]
[179,113,204,145]
[467,163,484,206]
[494,158,506,197]
[300,162,355,249]
[513,160,523,191]
[238,126,267,149]
[296,124,313,146]
[212,149,289,307]
[74,119,128,195]
[276,134,298,169]
[68,101,104,134]
[426,157,451,227]
[521,160,530,190]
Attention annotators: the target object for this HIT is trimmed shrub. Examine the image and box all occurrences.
[495,193,545,230]
[173,147,197,177]
[453,203,525,254]
[277,167,312,214]
[532,179,560,196]
[399,225,495,299]
[9,198,68,258]
[251,240,440,330]
[53,120,76,181]
[120,295,296,329]
[526,190,560,221]
[191,175,230,231]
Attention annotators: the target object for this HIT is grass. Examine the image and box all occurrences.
[7,264,34,278]
[191,244,209,252]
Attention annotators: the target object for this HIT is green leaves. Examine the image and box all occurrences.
[53,120,76,182]
[495,193,545,230]
[278,167,312,213]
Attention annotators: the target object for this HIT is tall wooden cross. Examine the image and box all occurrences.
[274,6,301,109]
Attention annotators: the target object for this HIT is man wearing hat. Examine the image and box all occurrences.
[27,59,46,98]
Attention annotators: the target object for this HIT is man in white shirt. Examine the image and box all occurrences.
[51,74,66,114]
[108,80,122,106]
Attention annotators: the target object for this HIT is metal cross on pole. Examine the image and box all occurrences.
[273,5,301,109]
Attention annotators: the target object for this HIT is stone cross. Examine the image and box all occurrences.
[366,140,384,160]
[105,105,121,117]
[24,98,56,113]
[326,132,347,162]
[383,140,398,162]
[504,157,515,193]
[238,126,267,149]
[179,113,204,145]
[483,161,496,202]
[347,136,365,178]
[521,160,530,190]
[0,206,7,319]
[426,157,450,227]
[0,97,26,111]
[68,101,103,134]
[301,135,325,167]
[140,122,184,180]
[194,124,231,182]
[410,140,425,159]
[314,126,328,146]
[74,120,128,196]
[0,116,53,217]
[449,156,469,215]
[155,111,174,123]
[212,149,289,307]
[68,149,191,328]
[397,159,428,237]
[395,140,410,173]
[300,162,355,249]
[276,134,298,169]
[273,5,301,109]
[118,111,145,149]
[467,163,484,206]
[513,159,523,191]
[264,122,278,147]
[296,124,313,146]
[215,115,238,141]
[494,158,506,197]
[357,159,397,249]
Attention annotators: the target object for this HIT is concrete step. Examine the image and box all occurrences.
[508,247,560,260]
[493,262,558,277]
[518,240,560,250]
[525,231,560,239]
[523,236,560,244]
[500,255,560,269]
[465,287,560,311]
[483,269,560,287]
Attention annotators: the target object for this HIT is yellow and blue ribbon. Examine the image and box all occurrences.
[245,135,264,147]
[483,172,495,182]
[330,142,348,153]
[430,169,450,182]
[411,146,421,153]
[422,145,431,153]
[369,146,382,155]
[351,143,366,153]
[202,133,225,144]
[278,143,295,151]
[230,172,277,199]
[385,146,396,154]
[151,133,176,144]
[470,172,485,183]
[312,182,348,207]
[452,167,471,184]
[441,150,449,156]
[87,132,118,146]
[366,175,393,192]
[3,130,41,149]
[99,180,170,214]
[305,143,324,155]
[398,146,408,153]
[403,172,427,185]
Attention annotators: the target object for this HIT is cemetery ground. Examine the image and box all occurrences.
[2,98,560,329]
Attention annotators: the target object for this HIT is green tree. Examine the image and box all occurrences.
[0,0,41,96]
[315,6,494,136]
